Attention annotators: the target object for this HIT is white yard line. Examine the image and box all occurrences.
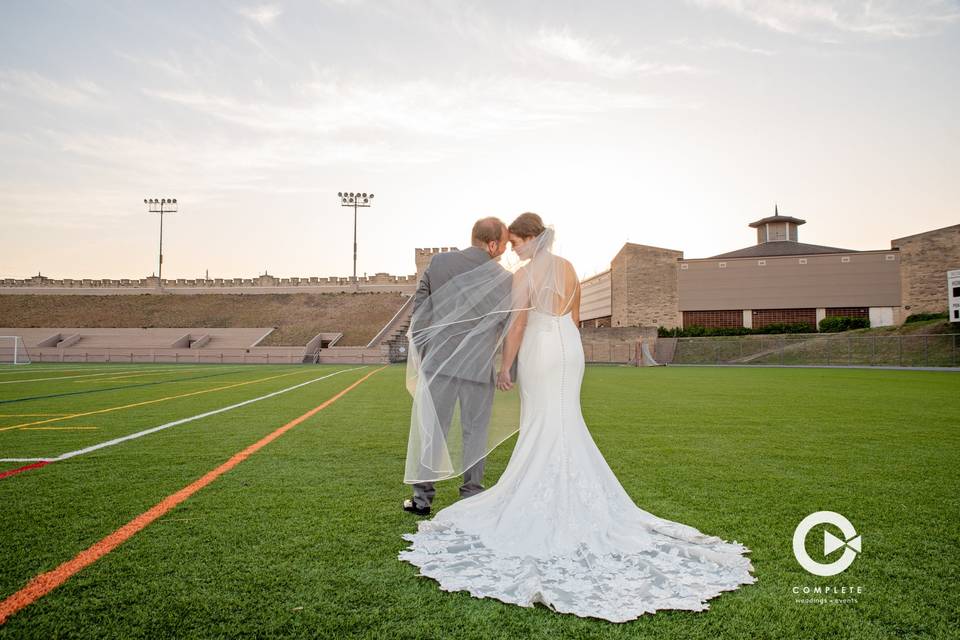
[0,367,195,385]
[0,365,138,374]
[0,366,366,464]
[0,367,120,376]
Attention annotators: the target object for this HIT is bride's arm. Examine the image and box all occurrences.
[498,308,527,390]
[497,270,529,391]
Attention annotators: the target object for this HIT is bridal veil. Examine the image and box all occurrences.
[403,225,573,484]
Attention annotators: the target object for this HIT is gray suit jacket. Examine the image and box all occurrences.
[411,247,513,384]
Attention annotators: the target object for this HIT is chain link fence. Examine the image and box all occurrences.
[671,333,960,367]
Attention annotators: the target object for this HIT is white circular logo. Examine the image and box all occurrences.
[793,511,861,576]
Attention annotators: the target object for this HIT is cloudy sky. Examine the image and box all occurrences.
[1,0,958,280]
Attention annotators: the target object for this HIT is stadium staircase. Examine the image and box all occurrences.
[365,295,414,363]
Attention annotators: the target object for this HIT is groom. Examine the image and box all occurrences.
[403,217,511,516]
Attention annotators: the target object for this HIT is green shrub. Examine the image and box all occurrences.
[756,322,816,334]
[905,311,948,324]
[818,316,871,333]
[657,322,816,337]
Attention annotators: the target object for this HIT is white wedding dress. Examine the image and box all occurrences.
[399,308,757,622]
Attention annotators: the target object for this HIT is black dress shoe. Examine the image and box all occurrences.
[403,498,430,516]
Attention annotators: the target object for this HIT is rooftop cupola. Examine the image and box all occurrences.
[748,204,806,244]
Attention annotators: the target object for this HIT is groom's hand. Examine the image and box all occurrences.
[496,369,513,391]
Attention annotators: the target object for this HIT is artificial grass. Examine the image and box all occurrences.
[0,364,957,638]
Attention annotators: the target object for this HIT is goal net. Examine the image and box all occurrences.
[0,336,32,365]
[637,339,664,367]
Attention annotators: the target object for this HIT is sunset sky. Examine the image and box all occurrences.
[1,1,958,281]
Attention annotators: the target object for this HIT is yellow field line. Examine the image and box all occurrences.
[21,427,99,431]
[0,369,318,431]
[69,367,218,384]
[0,368,162,386]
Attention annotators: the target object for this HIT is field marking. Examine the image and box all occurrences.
[21,427,98,431]
[0,368,314,431]
[67,368,212,384]
[0,367,172,385]
[0,367,254,407]
[0,365,386,625]
[0,366,365,465]
[0,366,178,376]
[0,462,50,479]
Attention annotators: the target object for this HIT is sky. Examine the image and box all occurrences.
[1,0,958,281]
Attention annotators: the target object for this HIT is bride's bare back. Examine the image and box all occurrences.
[517,254,581,317]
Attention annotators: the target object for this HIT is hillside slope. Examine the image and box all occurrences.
[0,292,406,346]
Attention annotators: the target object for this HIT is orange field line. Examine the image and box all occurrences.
[0,365,386,626]
[0,369,312,432]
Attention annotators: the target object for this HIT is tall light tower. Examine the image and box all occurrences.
[144,198,178,287]
[338,191,374,285]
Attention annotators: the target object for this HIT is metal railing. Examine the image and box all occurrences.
[672,333,960,367]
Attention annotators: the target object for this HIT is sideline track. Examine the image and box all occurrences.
[0,365,386,624]
[0,366,365,477]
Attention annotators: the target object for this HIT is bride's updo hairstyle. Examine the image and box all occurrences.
[508,212,545,239]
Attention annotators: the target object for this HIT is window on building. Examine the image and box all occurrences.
[826,307,869,319]
[683,310,743,328]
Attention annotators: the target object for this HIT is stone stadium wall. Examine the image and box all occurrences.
[0,272,419,295]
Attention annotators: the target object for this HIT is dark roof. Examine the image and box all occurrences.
[748,214,806,228]
[708,241,857,259]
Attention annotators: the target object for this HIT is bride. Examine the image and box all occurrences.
[399,212,756,622]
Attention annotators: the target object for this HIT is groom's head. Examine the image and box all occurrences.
[471,217,509,259]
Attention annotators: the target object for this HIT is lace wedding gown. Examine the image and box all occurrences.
[399,309,757,622]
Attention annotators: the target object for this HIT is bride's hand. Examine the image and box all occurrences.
[496,368,513,391]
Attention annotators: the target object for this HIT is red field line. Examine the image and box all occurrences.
[0,365,386,626]
[0,461,50,480]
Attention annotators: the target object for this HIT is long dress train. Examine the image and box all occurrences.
[399,309,756,622]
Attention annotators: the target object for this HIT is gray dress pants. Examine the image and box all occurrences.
[412,373,495,509]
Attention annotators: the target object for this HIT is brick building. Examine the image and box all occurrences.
[579,210,960,330]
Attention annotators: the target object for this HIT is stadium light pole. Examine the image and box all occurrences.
[144,198,178,288]
[337,191,374,287]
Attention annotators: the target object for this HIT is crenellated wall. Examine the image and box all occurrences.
[0,248,468,295]
[0,272,419,293]
[415,247,458,282]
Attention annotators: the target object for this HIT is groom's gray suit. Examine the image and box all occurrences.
[410,246,511,509]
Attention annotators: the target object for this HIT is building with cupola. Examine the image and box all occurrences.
[578,208,960,330]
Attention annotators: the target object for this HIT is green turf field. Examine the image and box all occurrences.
[0,363,957,639]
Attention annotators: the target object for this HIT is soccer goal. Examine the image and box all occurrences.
[636,338,664,367]
[0,336,32,365]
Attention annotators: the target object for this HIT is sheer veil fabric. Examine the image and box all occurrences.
[400,226,757,622]
[403,227,564,484]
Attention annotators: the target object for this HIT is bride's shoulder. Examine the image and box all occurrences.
[554,255,577,274]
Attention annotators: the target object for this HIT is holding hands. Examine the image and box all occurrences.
[497,368,513,391]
